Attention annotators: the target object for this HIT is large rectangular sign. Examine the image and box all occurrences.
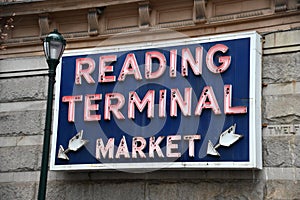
[50,32,262,171]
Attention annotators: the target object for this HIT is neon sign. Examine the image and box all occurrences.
[51,32,262,170]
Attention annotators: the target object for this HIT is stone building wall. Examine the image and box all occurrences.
[0,0,300,199]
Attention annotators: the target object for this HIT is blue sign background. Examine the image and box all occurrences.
[54,38,250,166]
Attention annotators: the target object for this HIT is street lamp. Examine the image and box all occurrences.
[38,29,66,200]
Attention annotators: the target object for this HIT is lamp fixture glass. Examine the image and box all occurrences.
[43,29,66,61]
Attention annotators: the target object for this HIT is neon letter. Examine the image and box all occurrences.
[118,53,142,81]
[145,51,166,79]
[195,86,221,116]
[115,136,130,158]
[183,135,201,157]
[159,89,167,118]
[206,44,231,73]
[62,95,83,122]
[104,93,125,120]
[181,46,203,76]
[166,135,181,158]
[84,94,101,121]
[75,58,95,84]
[95,138,115,159]
[224,84,247,114]
[169,49,177,78]
[99,55,117,83]
[132,137,147,158]
[149,136,165,158]
[170,88,192,117]
[128,90,155,119]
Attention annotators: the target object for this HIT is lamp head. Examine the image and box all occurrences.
[43,29,66,62]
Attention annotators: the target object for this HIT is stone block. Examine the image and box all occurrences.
[0,136,16,147]
[0,76,47,103]
[265,180,300,199]
[263,136,294,167]
[264,30,300,49]
[46,181,67,200]
[209,180,264,200]
[262,81,300,96]
[46,181,145,200]
[263,167,300,181]
[263,94,300,124]
[0,182,36,200]
[0,145,42,172]
[146,180,264,200]
[93,181,144,200]
[262,52,300,84]
[294,136,300,167]
[0,101,45,113]
[0,110,45,136]
[147,182,180,200]
[65,183,94,200]
[0,171,39,183]
[0,56,46,73]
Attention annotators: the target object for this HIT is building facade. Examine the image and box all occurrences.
[0,0,300,199]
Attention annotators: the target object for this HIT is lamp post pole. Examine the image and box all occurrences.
[37,59,58,200]
[38,30,66,200]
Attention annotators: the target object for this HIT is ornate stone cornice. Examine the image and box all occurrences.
[0,0,144,17]
[1,0,300,59]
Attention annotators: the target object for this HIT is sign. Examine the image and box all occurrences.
[50,32,262,170]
